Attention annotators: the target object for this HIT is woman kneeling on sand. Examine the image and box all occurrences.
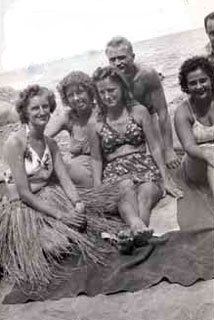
[0,84,100,286]
[175,56,214,196]
[46,71,96,188]
[89,66,182,253]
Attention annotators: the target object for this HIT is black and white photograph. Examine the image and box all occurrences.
[0,0,214,319]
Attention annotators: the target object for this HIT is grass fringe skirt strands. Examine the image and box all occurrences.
[0,182,122,288]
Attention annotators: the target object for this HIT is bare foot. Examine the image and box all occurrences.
[133,229,154,247]
[117,229,134,255]
[130,219,154,247]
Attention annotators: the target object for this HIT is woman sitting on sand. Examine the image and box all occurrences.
[0,84,100,286]
[175,56,214,196]
[88,66,182,252]
[46,71,96,188]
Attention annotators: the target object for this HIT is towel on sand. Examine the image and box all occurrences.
[3,168,214,304]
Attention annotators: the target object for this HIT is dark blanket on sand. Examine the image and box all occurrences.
[3,169,214,304]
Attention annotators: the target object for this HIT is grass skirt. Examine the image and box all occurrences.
[0,183,123,287]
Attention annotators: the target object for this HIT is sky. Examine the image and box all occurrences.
[0,0,213,72]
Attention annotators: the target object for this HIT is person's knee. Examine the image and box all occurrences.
[138,182,162,207]
[67,163,93,187]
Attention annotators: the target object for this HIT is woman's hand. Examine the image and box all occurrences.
[73,201,87,232]
[162,171,183,199]
[165,149,181,169]
[50,209,65,220]
[74,200,85,214]
[54,201,87,232]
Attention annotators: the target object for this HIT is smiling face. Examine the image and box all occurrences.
[96,77,123,110]
[26,94,51,127]
[66,84,92,113]
[106,45,135,76]
[186,68,212,100]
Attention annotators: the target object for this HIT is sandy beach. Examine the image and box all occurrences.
[0,27,213,318]
[0,193,213,320]
[0,132,213,319]
[0,94,213,320]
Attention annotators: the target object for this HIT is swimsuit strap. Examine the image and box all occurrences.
[25,124,49,157]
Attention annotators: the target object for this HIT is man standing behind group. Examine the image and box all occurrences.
[105,36,180,169]
[204,11,214,66]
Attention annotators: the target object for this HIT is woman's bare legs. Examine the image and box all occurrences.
[64,155,94,188]
[117,178,148,234]
[117,178,152,252]
[183,152,214,197]
[117,178,163,251]
[207,165,214,197]
[137,181,163,227]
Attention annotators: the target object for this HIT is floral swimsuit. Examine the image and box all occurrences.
[98,115,160,184]
[4,126,53,197]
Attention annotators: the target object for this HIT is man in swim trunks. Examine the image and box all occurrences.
[105,36,180,169]
[204,11,214,66]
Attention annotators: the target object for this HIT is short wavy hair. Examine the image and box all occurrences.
[16,85,56,124]
[178,56,214,94]
[105,36,134,55]
[204,11,214,31]
[57,71,95,107]
[92,66,133,119]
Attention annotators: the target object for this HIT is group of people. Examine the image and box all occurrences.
[0,11,214,286]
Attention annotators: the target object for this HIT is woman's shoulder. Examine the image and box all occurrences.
[45,135,58,151]
[46,108,73,137]
[131,102,151,118]
[174,99,195,129]
[5,126,26,147]
[4,127,27,158]
[58,108,74,126]
[87,113,102,132]
[175,99,191,120]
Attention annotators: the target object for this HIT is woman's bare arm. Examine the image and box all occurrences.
[46,109,70,137]
[87,120,103,187]
[136,106,167,179]
[48,137,81,204]
[134,105,183,198]
[175,103,214,168]
[175,103,206,158]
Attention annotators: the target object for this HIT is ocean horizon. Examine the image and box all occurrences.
[0,27,208,105]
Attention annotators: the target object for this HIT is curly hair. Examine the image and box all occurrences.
[92,66,133,120]
[16,85,56,124]
[178,56,214,94]
[57,71,95,107]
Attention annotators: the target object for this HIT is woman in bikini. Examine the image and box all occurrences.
[46,71,96,188]
[175,56,214,196]
[88,66,182,252]
[0,85,99,286]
